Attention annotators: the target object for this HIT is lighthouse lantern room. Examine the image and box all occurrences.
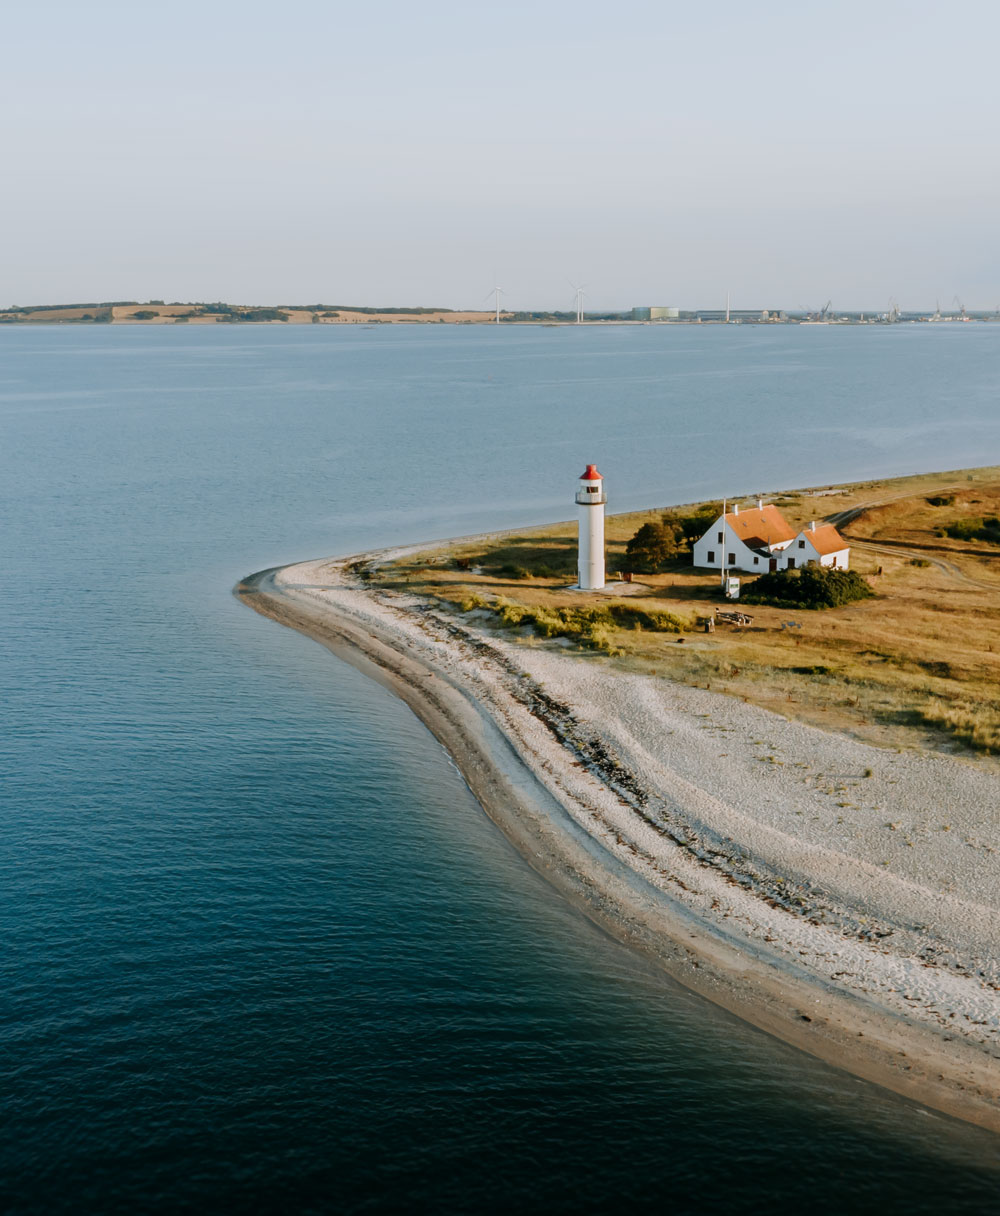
[576,464,606,590]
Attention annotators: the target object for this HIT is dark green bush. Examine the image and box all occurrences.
[944,517,1000,544]
[743,565,875,609]
[926,495,954,506]
[218,308,290,323]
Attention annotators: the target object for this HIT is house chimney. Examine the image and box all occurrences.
[810,520,816,531]
[757,497,764,510]
[733,503,740,514]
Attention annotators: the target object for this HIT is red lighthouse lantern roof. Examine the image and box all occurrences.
[580,464,603,481]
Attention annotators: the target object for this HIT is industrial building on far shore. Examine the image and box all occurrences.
[631,306,680,321]
[632,306,787,323]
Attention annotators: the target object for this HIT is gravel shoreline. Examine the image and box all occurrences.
[237,553,1000,1132]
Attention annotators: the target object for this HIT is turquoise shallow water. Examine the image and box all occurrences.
[2,324,1000,1213]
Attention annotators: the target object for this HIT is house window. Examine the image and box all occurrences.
[707,550,715,564]
[717,531,723,543]
[787,557,796,570]
[753,556,759,565]
[798,539,805,549]
[728,553,736,566]
[587,486,598,493]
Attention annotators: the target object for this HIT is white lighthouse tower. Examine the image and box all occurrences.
[576,464,606,590]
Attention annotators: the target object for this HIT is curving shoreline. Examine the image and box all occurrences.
[236,552,1000,1132]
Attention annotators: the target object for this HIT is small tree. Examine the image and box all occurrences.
[625,521,682,572]
[665,503,721,549]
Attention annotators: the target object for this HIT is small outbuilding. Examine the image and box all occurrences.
[782,522,850,570]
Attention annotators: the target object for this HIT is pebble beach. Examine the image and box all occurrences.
[239,552,1000,1131]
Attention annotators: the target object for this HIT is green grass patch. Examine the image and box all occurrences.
[942,516,1000,545]
[460,595,689,654]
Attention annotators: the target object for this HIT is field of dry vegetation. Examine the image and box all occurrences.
[373,466,1000,759]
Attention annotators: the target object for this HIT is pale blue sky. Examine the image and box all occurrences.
[3,0,997,310]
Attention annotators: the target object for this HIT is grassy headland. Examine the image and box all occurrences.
[371,466,1000,758]
[0,302,504,325]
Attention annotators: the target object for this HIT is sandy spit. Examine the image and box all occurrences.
[236,553,1000,1132]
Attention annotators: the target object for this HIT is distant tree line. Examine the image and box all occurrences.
[282,304,454,315]
[220,308,290,323]
[192,303,290,322]
[503,311,632,323]
[7,301,138,312]
[504,311,576,322]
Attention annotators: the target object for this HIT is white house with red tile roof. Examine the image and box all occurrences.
[692,501,798,574]
[781,521,850,570]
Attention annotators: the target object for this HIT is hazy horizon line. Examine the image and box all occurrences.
[4,297,996,316]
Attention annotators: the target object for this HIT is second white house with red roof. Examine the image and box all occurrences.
[787,520,851,570]
[692,501,849,574]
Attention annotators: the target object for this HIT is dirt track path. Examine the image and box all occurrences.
[823,497,999,593]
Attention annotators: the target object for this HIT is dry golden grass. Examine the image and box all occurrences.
[376,465,1000,759]
[0,306,505,326]
[14,307,105,322]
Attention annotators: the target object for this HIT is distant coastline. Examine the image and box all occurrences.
[5,301,1000,326]
[237,475,1000,1132]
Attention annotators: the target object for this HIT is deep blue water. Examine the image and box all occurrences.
[2,324,1000,1214]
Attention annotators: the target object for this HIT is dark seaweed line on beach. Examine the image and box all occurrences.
[391,590,993,992]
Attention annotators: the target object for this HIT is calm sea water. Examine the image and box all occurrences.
[2,324,1000,1214]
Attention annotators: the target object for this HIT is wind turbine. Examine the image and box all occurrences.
[485,284,505,324]
[568,280,587,324]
